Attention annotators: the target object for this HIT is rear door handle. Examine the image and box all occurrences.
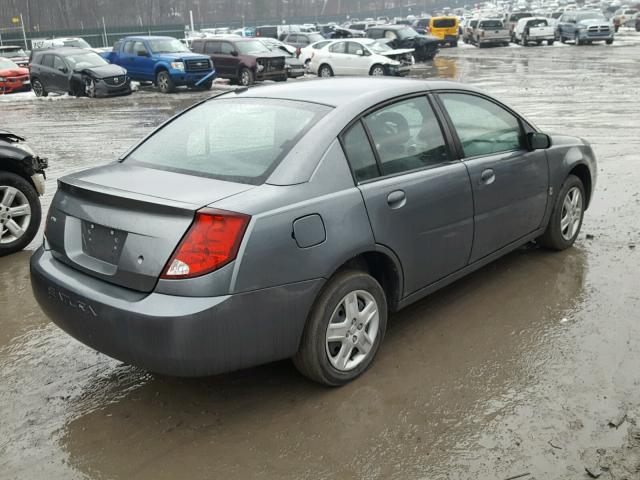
[480,168,496,185]
[387,190,406,209]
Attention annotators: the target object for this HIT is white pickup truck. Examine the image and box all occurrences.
[513,17,556,46]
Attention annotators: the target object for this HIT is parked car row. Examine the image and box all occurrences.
[461,9,615,46]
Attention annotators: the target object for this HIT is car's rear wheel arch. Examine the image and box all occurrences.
[569,163,592,208]
[332,249,403,312]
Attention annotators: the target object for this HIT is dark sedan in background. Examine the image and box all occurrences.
[31,78,596,386]
[29,47,131,97]
[365,25,440,60]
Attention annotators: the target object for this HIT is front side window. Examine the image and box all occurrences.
[220,42,235,55]
[133,41,148,55]
[53,56,66,71]
[126,98,331,185]
[440,93,523,158]
[364,97,450,176]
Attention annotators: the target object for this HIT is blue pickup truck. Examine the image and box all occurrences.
[102,36,215,93]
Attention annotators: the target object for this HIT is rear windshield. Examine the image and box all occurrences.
[510,13,533,21]
[126,98,331,185]
[433,18,457,28]
[480,20,504,28]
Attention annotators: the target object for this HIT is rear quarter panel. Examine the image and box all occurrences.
[212,140,376,294]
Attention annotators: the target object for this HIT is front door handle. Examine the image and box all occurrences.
[480,168,496,186]
[387,190,406,209]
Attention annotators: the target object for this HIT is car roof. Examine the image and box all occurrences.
[0,46,22,50]
[232,77,478,108]
[122,36,174,41]
[34,47,92,56]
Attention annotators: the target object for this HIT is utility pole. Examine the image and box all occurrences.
[20,13,28,49]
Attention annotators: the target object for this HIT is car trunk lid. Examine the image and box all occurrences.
[46,162,254,292]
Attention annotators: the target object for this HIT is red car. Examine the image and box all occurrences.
[0,58,30,94]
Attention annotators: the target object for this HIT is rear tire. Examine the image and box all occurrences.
[606,38,614,45]
[537,175,585,251]
[0,172,41,256]
[318,64,334,77]
[32,78,47,97]
[293,270,388,386]
[548,40,555,46]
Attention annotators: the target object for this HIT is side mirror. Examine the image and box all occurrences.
[528,132,551,150]
[231,50,239,56]
[58,66,68,74]
[356,49,364,55]
[137,50,149,57]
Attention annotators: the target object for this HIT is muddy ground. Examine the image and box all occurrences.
[1,30,640,480]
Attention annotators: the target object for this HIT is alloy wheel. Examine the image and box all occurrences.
[0,186,31,244]
[32,80,43,97]
[325,290,380,372]
[371,66,385,76]
[320,66,332,77]
[157,73,169,92]
[240,70,251,86]
[560,186,583,241]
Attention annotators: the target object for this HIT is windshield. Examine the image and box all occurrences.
[307,33,325,43]
[396,27,419,39]
[576,12,607,21]
[0,58,19,69]
[0,48,27,58]
[480,20,504,28]
[148,38,189,54]
[65,52,108,70]
[126,98,331,185]
[236,40,272,54]
[63,39,91,48]
[367,41,393,53]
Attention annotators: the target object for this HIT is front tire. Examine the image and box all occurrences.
[293,270,388,386]
[537,175,585,251]
[156,70,175,93]
[0,172,41,256]
[369,64,386,76]
[606,38,614,45]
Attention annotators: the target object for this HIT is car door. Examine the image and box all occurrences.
[325,41,349,74]
[219,41,240,77]
[437,92,549,262]
[341,95,474,296]
[132,41,155,81]
[38,54,56,91]
[51,55,70,93]
[346,41,370,75]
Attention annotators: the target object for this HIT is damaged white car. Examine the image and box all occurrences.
[310,38,414,77]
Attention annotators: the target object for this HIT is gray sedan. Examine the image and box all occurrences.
[30,78,597,386]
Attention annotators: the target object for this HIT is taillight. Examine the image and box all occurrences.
[161,208,250,280]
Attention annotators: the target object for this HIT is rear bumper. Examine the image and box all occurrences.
[30,247,323,377]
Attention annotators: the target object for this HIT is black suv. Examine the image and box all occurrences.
[29,47,131,98]
[0,130,47,255]
[366,25,440,61]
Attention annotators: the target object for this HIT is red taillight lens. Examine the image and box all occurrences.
[161,208,250,280]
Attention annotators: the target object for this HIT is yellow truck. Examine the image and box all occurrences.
[429,16,460,47]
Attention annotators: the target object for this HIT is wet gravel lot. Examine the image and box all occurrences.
[1,30,640,479]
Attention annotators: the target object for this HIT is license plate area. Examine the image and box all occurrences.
[81,221,127,265]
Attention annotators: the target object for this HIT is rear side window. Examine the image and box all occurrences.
[41,54,54,68]
[123,41,134,54]
[342,122,379,182]
[364,97,450,176]
[329,42,346,53]
[205,41,220,54]
[440,93,523,158]
[126,98,331,185]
